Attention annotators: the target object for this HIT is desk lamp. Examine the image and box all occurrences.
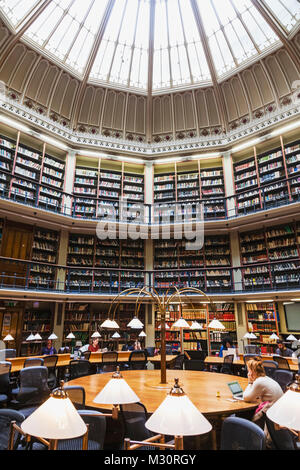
[91,331,101,338]
[48,333,58,340]
[267,375,300,439]
[269,333,280,341]
[287,335,297,341]
[93,367,140,420]
[3,334,14,342]
[127,317,144,329]
[190,321,203,330]
[20,381,87,450]
[145,378,212,449]
[208,319,225,330]
[66,332,75,339]
[139,331,147,337]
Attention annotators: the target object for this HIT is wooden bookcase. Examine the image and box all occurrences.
[245,302,280,354]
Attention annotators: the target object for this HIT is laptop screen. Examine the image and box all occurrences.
[227,381,243,395]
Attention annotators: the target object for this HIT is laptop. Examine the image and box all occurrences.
[227,381,244,400]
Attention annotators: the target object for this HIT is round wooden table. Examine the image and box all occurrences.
[68,370,257,449]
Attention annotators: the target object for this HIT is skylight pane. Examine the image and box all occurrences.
[0,0,41,27]
[25,2,68,46]
[262,0,300,32]
[167,0,184,46]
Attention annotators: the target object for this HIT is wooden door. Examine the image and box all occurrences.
[0,222,33,286]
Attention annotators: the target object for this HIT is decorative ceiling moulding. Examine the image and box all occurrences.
[1,92,300,159]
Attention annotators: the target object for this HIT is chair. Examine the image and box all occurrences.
[272,355,290,370]
[68,360,91,381]
[128,350,148,370]
[220,354,234,374]
[244,345,260,355]
[120,402,153,450]
[58,347,70,354]
[146,347,155,357]
[262,360,278,378]
[0,362,12,407]
[101,351,118,373]
[184,360,205,371]
[173,354,185,370]
[243,354,262,366]
[11,366,50,414]
[220,416,266,450]
[63,385,85,409]
[23,358,44,368]
[266,416,298,450]
[0,409,25,450]
[82,350,91,361]
[57,410,106,450]
[273,369,294,392]
[3,350,16,359]
[43,355,58,389]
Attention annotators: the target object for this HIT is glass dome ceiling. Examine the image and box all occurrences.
[0,0,299,92]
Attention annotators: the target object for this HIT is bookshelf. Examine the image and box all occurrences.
[245,302,280,354]
[73,164,98,218]
[240,223,300,290]
[67,234,95,291]
[64,303,90,347]
[0,135,15,194]
[154,235,232,293]
[20,308,53,356]
[29,227,59,289]
[257,147,288,207]
[283,139,300,200]
[67,234,145,293]
[207,303,237,355]
[39,153,65,210]
[233,155,260,214]
[200,165,225,218]
[155,304,208,352]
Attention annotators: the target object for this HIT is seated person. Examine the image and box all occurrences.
[133,339,142,351]
[88,337,100,352]
[275,340,293,357]
[42,339,57,356]
[243,358,283,423]
[219,336,235,358]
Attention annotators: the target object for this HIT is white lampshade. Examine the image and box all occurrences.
[269,333,280,340]
[48,333,58,340]
[190,321,203,330]
[34,333,42,340]
[66,332,75,339]
[173,318,190,328]
[243,332,257,339]
[158,323,170,329]
[21,394,87,440]
[287,335,297,341]
[127,317,144,329]
[266,390,300,431]
[26,333,35,341]
[3,334,14,341]
[208,318,225,330]
[91,331,101,338]
[139,331,147,337]
[101,319,120,329]
[112,332,121,339]
[145,381,212,437]
[93,371,140,405]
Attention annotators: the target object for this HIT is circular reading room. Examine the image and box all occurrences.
[0,0,300,454]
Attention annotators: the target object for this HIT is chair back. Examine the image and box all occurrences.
[120,402,152,444]
[0,409,25,450]
[262,360,278,378]
[220,417,266,450]
[243,354,262,366]
[58,347,70,354]
[244,345,260,355]
[224,354,234,364]
[273,369,294,392]
[4,349,16,359]
[146,347,155,357]
[0,361,11,395]
[272,355,290,370]
[82,351,91,361]
[63,385,86,409]
[102,351,118,363]
[43,355,58,369]
[69,360,91,380]
[173,354,185,369]
[57,410,106,450]
[23,357,44,368]
[128,350,148,370]
[18,366,50,406]
[265,416,297,450]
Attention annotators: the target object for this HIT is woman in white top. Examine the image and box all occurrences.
[243,358,283,434]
